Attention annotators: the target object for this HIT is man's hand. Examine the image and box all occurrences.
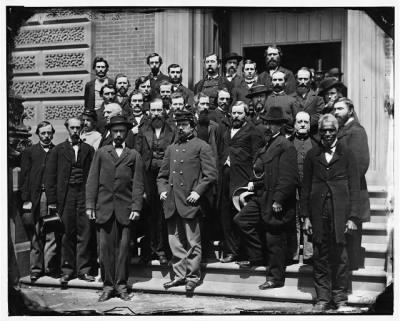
[272,201,282,213]
[187,191,200,204]
[131,126,139,135]
[247,182,254,191]
[160,191,168,201]
[303,217,313,235]
[86,209,96,220]
[129,211,140,221]
[345,219,358,234]
[22,201,32,210]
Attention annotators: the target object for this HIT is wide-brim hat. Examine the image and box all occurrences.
[106,115,134,130]
[317,77,345,96]
[260,106,288,123]
[232,187,255,212]
[245,84,272,98]
[224,52,243,63]
[82,108,97,121]
[175,110,194,123]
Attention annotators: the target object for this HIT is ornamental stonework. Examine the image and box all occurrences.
[44,9,87,18]
[12,55,36,71]
[23,105,36,120]
[45,52,85,70]
[44,103,85,120]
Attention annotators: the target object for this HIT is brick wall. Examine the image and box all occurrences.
[93,10,155,86]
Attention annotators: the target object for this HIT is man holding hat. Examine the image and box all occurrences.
[223,52,243,89]
[234,106,298,290]
[157,111,217,292]
[80,108,102,150]
[86,115,145,302]
[317,77,348,114]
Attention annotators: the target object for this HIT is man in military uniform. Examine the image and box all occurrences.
[157,111,218,292]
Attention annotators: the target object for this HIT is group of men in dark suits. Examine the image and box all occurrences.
[20,47,370,309]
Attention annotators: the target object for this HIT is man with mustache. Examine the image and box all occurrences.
[147,53,169,96]
[317,77,348,115]
[84,57,114,110]
[334,98,370,271]
[21,121,60,281]
[99,103,123,148]
[194,52,232,110]
[158,80,173,112]
[114,73,131,116]
[80,109,102,151]
[157,111,217,292]
[45,118,96,286]
[86,115,145,302]
[96,84,117,134]
[219,101,264,263]
[232,59,262,105]
[244,84,271,126]
[258,45,296,95]
[265,71,299,134]
[168,63,194,106]
[135,98,176,265]
[301,114,360,312]
[208,88,232,136]
[293,67,325,136]
[223,52,243,89]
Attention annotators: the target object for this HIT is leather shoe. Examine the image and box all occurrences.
[30,272,41,282]
[78,274,95,282]
[220,254,237,263]
[312,301,331,313]
[237,260,264,268]
[185,281,198,292]
[159,255,168,265]
[163,278,186,289]
[118,292,132,301]
[60,274,73,286]
[98,291,114,302]
[258,280,283,290]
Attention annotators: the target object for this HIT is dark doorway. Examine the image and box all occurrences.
[243,42,341,75]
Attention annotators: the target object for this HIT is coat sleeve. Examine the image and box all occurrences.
[310,96,325,132]
[193,143,218,196]
[251,127,264,162]
[44,148,58,206]
[20,148,32,202]
[131,152,145,212]
[85,149,101,210]
[348,126,370,176]
[285,70,297,95]
[347,149,361,223]
[273,144,299,204]
[300,151,313,218]
[157,145,172,194]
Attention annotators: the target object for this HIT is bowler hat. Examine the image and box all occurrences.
[224,52,243,63]
[106,115,134,130]
[245,84,272,98]
[175,110,194,123]
[261,106,288,123]
[318,77,345,96]
[326,67,343,77]
[82,108,97,121]
[232,187,255,212]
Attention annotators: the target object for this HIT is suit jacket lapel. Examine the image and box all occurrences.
[61,141,74,162]
[143,127,154,150]
[115,148,129,166]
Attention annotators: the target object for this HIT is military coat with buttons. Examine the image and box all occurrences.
[157,136,218,219]
[251,134,298,228]
[300,142,361,244]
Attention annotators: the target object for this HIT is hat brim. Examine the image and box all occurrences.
[261,117,288,123]
[106,121,134,130]
[245,89,271,99]
[225,55,243,62]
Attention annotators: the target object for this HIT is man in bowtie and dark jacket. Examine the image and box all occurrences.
[86,115,145,302]
[21,121,60,281]
[45,117,96,286]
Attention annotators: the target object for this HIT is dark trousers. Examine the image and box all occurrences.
[146,167,169,258]
[61,184,93,276]
[233,198,264,262]
[220,166,240,257]
[313,199,349,305]
[99,214,131,294]
[265,229,289,285]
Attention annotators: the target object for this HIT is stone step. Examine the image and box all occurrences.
[369,203,389,223]
[362,243,388,268]
[19,274,381,306]
[367,185,388,198]
[361,222,388,244]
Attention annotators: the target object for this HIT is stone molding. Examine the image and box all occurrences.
[43,48,91,73]
[43,101,85,120]
[12,52,40,75]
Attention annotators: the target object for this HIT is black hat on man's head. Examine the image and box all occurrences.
[246,84,272,99]
[82,108,97,121]
[224,52,243,63]
[175,110,195,124]
[318,77,346,96]
[260,106,288,123]
[326,67,343,77]
[106,115,133,130]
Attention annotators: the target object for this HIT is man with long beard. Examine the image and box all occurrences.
[258,45,296,95]
[114,73,131,116]
[135,98,176,265]
[293,67,325,136]
[223,52,243,89]
[84,57,114,110]
[147,53,169,96]
[168,63,194,106]
[219,101,264,263]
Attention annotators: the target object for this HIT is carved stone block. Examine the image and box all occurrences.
[12,52,40,75]
[12,75,90,99]
[14,22,92,49]
[21,102,38,121]
[43,48,91,73]
[43,9,90,23]
[42,100,85,120]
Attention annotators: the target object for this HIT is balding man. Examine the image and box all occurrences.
[45,118,96,286]
[99,103,123,148]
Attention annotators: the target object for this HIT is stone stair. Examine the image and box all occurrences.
[20,186,390,306]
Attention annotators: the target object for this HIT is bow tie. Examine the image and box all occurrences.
[323,144,336,154]
[115,143,123,148]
